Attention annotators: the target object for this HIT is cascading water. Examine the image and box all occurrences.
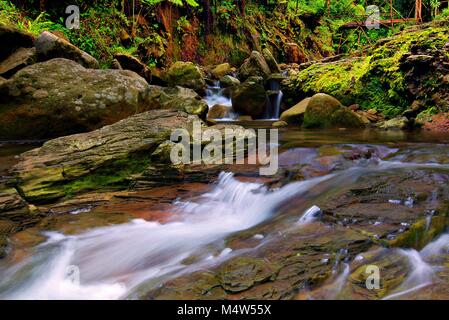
[0,172,333,300]
[204,81,237,120]
[265,77,284,120]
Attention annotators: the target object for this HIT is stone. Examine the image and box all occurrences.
[0,58,149,140]
[0,26,34,61]
[11,110,200,203]
[207,104,230,120]
[272,120,288,128]
[34,31,99,69]
[303,93,365,129]
[219,75,240,88]
[143,85,208,118]
[262,48,281,73]
[238,51,271,81]
[0,47,36,78]
[378,117,410,130]
[113,53,151,83]
[164,61,206,93]
[231,76,267,119]
[280,97,311,125]
[211,63,232,79]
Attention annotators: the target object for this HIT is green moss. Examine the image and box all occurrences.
[63,156,151,198]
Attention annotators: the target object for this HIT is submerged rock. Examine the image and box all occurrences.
[34,31,99,69]
[0,58,150,139]
[231,76,267,118]
[303,93,365,129]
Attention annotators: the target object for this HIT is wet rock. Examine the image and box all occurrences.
[0,47,36,78]
[0,26,35,61]
[11,110,199,203]
[164,61,206,93]
[211,63,233,79]
[0,76,5,86]
[144,85,208,118]
[207,104,230,120]
[238,51,271,81]
[280,97,310,125]
[0,58,150,140]
[34,31,99,69]
[272,121,288,128]
[262,48,281,74]
[303,93,365,129]
[231,76,267,118]
[219,75,240,88]
[377,116,410,130]
[113,53,152,83]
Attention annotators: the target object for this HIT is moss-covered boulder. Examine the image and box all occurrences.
[280,97,310,125]
[144,85,208,118]
[164,61,206,93]
[219,75,240,88]
[262,48,281,74]
[238,51,271,81]
[302,93,365,129]
[377,116,410,130]
[34,31,99,69]
[211,63,233,79]
[231,76,267,118]
[284,21,449,119]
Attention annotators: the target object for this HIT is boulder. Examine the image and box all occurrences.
[34,31,99,69]
[0,76,5,86]
[303,93,365,129]
[0,26,34,61]
[11,110,199,203]
[280,97,311,125]
[272,120,288,128]
[377,116,410,130]
[207,104,230,120]
[219,75,240,88]
[284,43,306,64]
[164,61,206,93]
[211,63,233,79]
[113,53,152,83]
[0,58,150,140]
[144,85,208,118]
[231,76,267,119]
[262,48,281,73]
[238,51,271,81]
[0,47,36,78]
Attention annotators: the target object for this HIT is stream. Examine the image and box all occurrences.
[1,129,449,299]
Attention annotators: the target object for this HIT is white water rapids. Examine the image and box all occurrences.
[0,172,333,300]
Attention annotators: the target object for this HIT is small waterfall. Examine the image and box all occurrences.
[204,81,237,120]
[265,77,284,120]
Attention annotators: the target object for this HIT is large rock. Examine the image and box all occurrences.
[0,58,150,140]
[262,48,281,73]
[207,104,230,120]
[164,61,206,92]
[34,31,99,69]
[377,116,410,130]
[113,53,152,83]
[280,97,311,125]
[238,51,271,81]
[0,26,34,61]
[211,63,233,79]
[0,47,36,78]
[144,85,208,118]
[303,93,365,129]
[219,75,240,88]
[231,76,267,118]
[11,110,199,203]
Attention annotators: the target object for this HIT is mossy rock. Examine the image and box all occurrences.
[164,61,206,93]
[280,97,310,125]
[302,93,365,129]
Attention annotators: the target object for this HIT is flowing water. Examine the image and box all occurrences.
[1,129,449,299]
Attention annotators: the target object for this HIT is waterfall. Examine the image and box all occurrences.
[265,77,283,120]
[204,81,237,120]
